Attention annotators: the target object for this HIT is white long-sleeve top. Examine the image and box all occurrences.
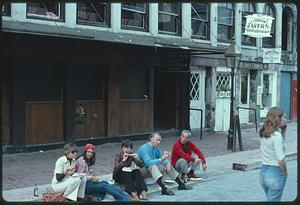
[260,131,286,166]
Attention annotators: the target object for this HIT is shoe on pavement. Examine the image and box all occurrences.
[178,184,193,190]
[139,191,148,200]
[181,174,188,183]
[161,189,175,195]
[187,173,201,179]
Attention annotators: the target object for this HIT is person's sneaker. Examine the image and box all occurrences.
[161,189,175,195]
[181,174,188,183]
[187,173,201,179]
[178,184,193,190]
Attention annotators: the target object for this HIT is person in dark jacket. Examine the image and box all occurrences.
[171,130,207,183]
[113,140,148,201]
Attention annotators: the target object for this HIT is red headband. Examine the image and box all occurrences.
[84,144,95,151]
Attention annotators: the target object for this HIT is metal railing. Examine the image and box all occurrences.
[237,107,258,132]
[189,108,203,140]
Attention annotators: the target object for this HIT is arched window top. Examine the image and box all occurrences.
[263,3,275,17]
[242,3,255,13]
[282,6,294,18]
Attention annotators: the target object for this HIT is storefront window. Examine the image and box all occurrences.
[158,3,181,35]
[240,73,248,104]
[191,3,209,39]
[241,3,256,46]
[217,3,234,42]
[27,2,63,20]
[77,2,110,26]
[2,3,11,16]
[121,3,148,31]
[261,73,273,108]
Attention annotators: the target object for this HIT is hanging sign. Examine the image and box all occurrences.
[244,14,274,38]
[262,48,281,64]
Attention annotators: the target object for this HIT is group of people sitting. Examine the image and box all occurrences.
[51,130,207,201]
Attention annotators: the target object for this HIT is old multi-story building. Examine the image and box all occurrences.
[1,2,297,153]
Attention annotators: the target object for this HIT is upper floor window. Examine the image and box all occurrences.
[282,7,293,51]
[262,4,275,48]
[121,3,148,31]
[158,3,181,35]
[241,3,256,46]
[77,2,110,27]
[2,3,11,16]
[27,2,64,21]
[191,3,209,40]
[218,3,234,42]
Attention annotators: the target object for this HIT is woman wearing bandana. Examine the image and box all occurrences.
[75,143,131,201]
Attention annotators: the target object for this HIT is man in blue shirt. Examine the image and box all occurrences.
[137,132,192,195]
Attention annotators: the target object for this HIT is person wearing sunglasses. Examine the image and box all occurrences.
[51,143,86,201]
[75,143,131,201]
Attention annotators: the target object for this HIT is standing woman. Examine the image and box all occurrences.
[113,139,148,200]
[51,143,86,201]
[75,144,131,201]
[259,107,288,201]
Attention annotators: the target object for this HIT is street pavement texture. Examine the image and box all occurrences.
[2,121,297,202]
[150,159,297,202]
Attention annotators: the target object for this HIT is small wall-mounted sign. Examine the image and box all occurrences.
[160,52,190,72]
[262,48,281,64]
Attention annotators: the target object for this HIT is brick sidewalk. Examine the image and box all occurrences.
[2,126,262,190]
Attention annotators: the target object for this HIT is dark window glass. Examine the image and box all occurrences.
[27,2,63,21]
[77,2,110,26]
[25,63,62,101]
[241,3,256,46]
[262,4,275,48]
[2,3,11,16]
[70,63,103,100]
[217,3,234,42]
[158,3,181,35]
[191,3,209,39]
[240,73,248,104]
[121,3,148,31]
[120,67,150,99]
[282,7,292,51]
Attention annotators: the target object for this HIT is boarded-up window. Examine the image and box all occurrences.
[25,62,62,101]
[120,67,149,99]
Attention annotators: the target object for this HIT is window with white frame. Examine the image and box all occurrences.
[191,3,209,39]
[241,3,256,46]
[158,3,181,35]
[121,3,148,31]
[262,4,275,48]
[77,2,110,26]
[217,3,234,42]
[261,73,274,108]
[27,2,63,21]
[2,3,11,16]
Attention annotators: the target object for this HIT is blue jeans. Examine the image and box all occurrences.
[260,164,287,201]
[85,180,131,201]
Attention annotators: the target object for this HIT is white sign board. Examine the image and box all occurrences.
[262,48,281,64]
[244,14,274,38]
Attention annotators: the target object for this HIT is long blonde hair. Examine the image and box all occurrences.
[259,107,284,138]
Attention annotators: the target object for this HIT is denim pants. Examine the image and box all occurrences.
[260,164,287,201]
[85,180,131,201]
